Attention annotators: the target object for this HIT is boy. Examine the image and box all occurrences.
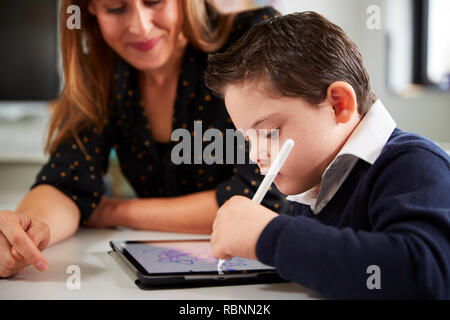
[204,12,450,299]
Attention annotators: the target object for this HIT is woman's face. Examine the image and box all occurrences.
[88,0,185,71]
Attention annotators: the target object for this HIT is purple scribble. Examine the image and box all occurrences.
[220,259,246,268]
[157,249,199,265]
[148,249,248,267]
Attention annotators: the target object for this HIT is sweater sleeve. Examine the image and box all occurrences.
[256,148,450,299]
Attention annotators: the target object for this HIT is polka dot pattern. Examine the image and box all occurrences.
[30,124,111,222]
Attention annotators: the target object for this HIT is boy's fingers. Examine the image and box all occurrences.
[213,247,232,260]
[1,223,48,271]
[211,233,231,260]
[210,233,216,247]
[212,212,223,231]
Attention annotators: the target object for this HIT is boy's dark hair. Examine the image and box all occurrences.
[205,11,377,116]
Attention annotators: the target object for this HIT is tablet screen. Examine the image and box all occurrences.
[112,240,274,275]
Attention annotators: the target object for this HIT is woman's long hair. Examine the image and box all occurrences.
[47,0,236,154]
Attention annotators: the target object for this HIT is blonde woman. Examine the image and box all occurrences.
[0,0,289,278]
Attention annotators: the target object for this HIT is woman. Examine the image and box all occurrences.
[0,0,290,278]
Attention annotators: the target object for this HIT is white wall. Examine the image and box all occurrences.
[274,0,450,143]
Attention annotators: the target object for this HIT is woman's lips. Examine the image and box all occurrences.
[130,37,161,52]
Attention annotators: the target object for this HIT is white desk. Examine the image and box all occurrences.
[0,227,321,300]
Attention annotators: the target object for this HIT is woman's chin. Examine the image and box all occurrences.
[122,49,168,72]
[126,57,165,72]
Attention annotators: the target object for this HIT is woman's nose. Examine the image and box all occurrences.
[128,6,153,37]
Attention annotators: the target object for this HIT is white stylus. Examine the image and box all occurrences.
[217,139,295,272]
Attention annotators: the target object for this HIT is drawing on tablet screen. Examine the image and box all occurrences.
[121,242,273,273]
[143,248,247,267]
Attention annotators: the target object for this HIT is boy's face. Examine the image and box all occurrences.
[224,81,354,196]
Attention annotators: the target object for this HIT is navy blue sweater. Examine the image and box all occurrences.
[256,129,450,299]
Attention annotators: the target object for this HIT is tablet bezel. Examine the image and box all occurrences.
[110,239,277,278]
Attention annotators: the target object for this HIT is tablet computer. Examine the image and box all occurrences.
[109,239,286,289]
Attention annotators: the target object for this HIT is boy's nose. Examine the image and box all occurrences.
[249,143,259,164]
[249,144,271,168]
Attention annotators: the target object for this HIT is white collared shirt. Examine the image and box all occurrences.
[286,100,397,214]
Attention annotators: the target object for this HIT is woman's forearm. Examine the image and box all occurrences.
[121,190,219,234]
[15,185,81,246]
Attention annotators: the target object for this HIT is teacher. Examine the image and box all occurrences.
[0,0,290,278]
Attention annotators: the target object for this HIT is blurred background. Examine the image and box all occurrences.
[1,0,449,210]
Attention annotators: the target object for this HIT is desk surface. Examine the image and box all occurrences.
[0,227,321,300]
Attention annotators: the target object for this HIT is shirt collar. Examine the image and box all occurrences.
[287,100,397,213]
[337,99,397,165]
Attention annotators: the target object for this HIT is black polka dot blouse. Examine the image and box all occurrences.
[31,7,293,223]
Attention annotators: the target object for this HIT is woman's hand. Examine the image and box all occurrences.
[0,210,50,278]
[84,197,129,228]
[210,196,278,261]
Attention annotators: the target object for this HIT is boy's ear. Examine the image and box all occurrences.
[326,81,358,124]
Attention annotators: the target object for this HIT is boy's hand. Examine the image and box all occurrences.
[211,196,278,260]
